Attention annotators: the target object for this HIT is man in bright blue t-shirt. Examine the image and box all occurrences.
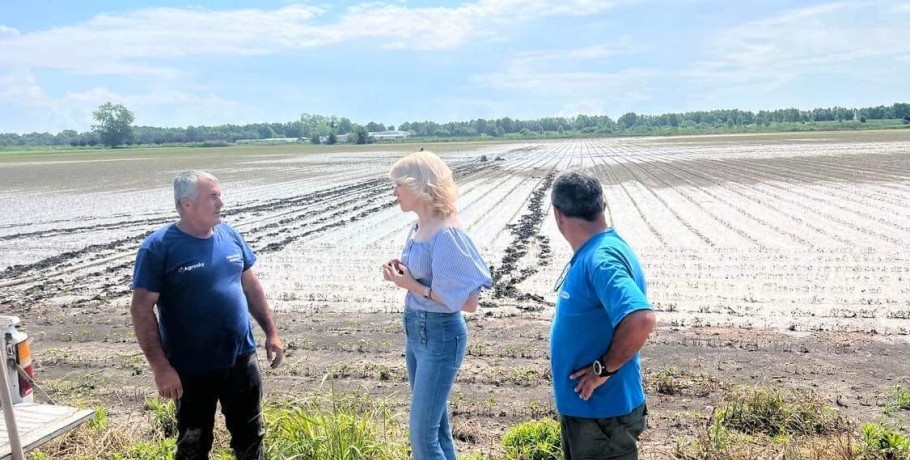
[131,171,284,460]
[549,170,657,460]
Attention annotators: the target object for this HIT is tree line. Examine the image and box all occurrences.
[2,103,908,148]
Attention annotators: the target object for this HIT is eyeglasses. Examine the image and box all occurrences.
[553,262,571,293]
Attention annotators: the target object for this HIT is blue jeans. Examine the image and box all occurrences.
[404,309,468,460]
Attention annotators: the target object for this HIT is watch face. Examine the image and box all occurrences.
[592,360,603,376]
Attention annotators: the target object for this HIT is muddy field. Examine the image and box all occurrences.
[1,131,909,457]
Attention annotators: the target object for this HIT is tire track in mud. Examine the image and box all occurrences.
[488,172,556,310]
[482,143,578,309]
[0,158,497,311]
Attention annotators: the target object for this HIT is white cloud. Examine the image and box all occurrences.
[0,25,19,37]
[0,67,243,132]
[473,40,653,101]
[0,68,49,107]
[0,1,626,75]
[683,1,910,90]
[512,40,639,62]
[555,100,609,117]
[477,67,653,96]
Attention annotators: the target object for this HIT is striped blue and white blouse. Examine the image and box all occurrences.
[400,224,493,313]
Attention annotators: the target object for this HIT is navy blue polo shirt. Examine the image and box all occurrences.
[132,222,257,374]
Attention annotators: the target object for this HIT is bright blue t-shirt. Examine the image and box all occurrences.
[132,222,257,374]
[550,229,652,418]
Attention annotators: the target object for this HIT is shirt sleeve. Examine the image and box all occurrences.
[229,225,257,271]
[132,245,164,293]
[589,249,652,328]
[430,229,493,312]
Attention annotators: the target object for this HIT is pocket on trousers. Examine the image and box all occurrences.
[452,332,467,369]
[586,405,646,459]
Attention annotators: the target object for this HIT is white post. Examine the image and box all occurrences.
[0,339,25,460]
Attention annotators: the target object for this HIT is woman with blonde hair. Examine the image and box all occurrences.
[381,151,492,460]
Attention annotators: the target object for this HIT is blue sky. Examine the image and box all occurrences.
[1,0,908,133]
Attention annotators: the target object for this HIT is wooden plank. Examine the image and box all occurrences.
[0,404,94,458]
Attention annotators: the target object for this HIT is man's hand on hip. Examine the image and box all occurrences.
[153,363,183,400]
[570,366,608,401]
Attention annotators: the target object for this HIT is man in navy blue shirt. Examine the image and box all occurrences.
[549,170,656,460]
[131,171,284,460]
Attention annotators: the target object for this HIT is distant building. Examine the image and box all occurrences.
[369,130,411,141]
[236,137,303,144]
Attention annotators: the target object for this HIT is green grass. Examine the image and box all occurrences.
[860,422,910,457]
[501,418,562,460]
[264,391,410,460]
[672,386,910,460]
[713,386,846,437]
[29,385,910,460]
[0,138,509,157]
[144,398,177,438]
[885,386,910,414]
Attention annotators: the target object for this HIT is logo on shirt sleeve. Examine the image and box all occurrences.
[226,253,243,264]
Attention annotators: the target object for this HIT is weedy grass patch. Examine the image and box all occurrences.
[501,418,561,460]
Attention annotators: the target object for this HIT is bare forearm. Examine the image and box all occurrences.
[241,270,279,337]
[131,306,169,371]
[246,283,278,337]
[602,310,656,372]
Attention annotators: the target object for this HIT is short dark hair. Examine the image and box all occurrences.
[551,170,605,221]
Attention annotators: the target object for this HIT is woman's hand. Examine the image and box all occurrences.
[381,259,418,290]
[381,258,401,282]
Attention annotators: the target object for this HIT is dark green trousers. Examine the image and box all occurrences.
[559,403,647,460]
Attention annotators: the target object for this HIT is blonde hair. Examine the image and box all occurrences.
[389,151,458,217]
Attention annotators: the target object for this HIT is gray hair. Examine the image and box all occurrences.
[551,170,605,222]
[174,171,219,211]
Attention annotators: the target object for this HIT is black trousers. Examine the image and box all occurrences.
[175,352,264,460]
[560,403,647,460]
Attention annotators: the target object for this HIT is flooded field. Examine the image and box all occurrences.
[1,131,909,457]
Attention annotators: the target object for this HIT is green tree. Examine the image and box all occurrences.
[617,112,639,129]
[326,132,337,144]
[92,102,135,148]
[352,125,369,144]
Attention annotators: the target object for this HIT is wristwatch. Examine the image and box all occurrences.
[422,286,432,299]
[591,357,618,377]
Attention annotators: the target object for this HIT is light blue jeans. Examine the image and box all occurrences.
[404,309,468,460]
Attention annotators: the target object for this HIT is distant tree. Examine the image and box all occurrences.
[92,102,135,148]
[326,132,337,144]
[352,125,369,144]
[387,124,395,131]
[284,121,304,138]
[310,134,321,144]
[617,112,639,129]
[337,117,354,135]
[185,126,201,142]
[258,124,276,139]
